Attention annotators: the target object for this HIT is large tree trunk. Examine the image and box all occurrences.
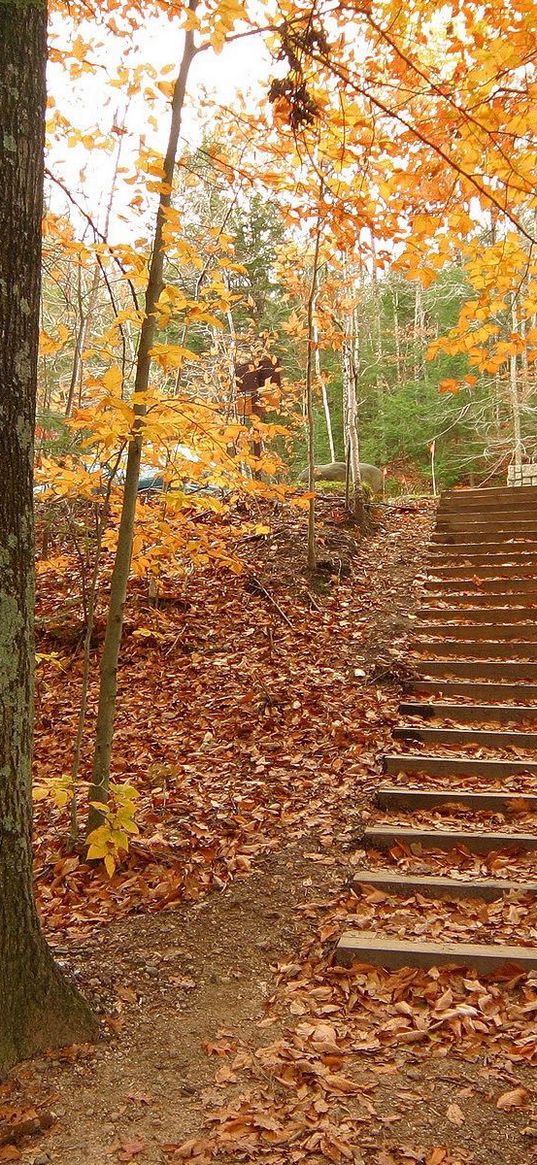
[0,0,96,1073]
[87,16,198,831]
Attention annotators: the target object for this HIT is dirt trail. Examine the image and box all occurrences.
[29,848,342,1163]
[23,837,536,1165]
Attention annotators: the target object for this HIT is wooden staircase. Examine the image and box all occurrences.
[336,485,537,973]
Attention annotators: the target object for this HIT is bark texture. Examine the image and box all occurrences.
[0,0,96,1072]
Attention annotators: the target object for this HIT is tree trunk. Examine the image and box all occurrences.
[312,300,335,461]
[343,328,366,531]
[510,296,523,471]
[87,17,198,831]
[342,260,366,531]
[392,285,401,386]
[305,188,324,573]
[370,232,387,460]
[0,0,96,1072]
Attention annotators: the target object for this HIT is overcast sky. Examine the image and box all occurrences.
[47,12,271,241]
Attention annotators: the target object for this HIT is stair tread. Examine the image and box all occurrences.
[352,870,537,900]
[335,931,537,970]
[377,786,537,809]
[384,753,537,773]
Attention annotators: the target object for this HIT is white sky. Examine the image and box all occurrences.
[47,13,271,242]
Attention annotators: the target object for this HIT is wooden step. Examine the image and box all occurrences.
[376,785,537,812]
[423,592,537,607]
[439,502,537,517]
[414,658,537,679]
[364,824,537,853]
[399,701,537,724]
[412,641,537,660]
[418,607,537,623]
[428,556,537,575]
[352,870,537,901]
[393,725,537,749]
[428,556,537,571]
[417,623,537,641]
[424,578,537,594]
[441,485,537,499]
[335,932,537,971]
[435,531,535,542]
[384,754,537,778]
[406,680,537,701]
[437,513,537,526]
[432,532,537,545]
[428,544,537,556]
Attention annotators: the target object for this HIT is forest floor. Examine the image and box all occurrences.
[5,496,537,1165]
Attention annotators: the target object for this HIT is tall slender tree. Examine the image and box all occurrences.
[0,0,96,1071]
[87,7,199,830]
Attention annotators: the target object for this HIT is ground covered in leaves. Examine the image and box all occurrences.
[6,497,537,1165]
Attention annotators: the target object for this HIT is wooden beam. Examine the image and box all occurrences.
[335,932,537,971]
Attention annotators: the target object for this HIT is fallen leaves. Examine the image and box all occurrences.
[445,1103,465,1126]
[496,1086,529,1110]
[33,501,428,935]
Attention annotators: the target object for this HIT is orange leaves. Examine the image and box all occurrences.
[496,1086,528,1110]
[149,343,200,371]
[39,324,69,357]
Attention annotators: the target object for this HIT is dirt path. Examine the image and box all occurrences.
[11,500,537,1165]
[21,836,537,1165]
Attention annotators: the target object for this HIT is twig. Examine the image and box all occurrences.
[249,574,294,627]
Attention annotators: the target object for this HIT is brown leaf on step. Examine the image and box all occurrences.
[496,1087,529,1110]
[215,1066,238,1084]
[446,1101,465,1126]
[323,1073,361,1094]
[115,1139,146,1161]
[0,1149,21,1163]
[426,1149,447,1165]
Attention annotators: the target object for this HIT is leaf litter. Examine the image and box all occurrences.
[10,497,537,1165]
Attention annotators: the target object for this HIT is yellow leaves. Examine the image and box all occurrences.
[132,627,166,642]
[87,783,140,877]
[35,456,102,502]
[70,35,90,62]
[282,311,306,339]
[156,285,189,326]
[438,379,461,394]
[102,365,124,393]
[150,343,200,371]
[39,324,69,356]
[411,214,439,240]
[33,774,75,811]
[156,80,176,99]
[35,651,62,669]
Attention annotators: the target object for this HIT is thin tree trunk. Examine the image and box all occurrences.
[0,0,96,1072]
[413,283,424,384]
[313,311,335,460]
[342,258,366,531]
[344,321,366,530]
[392,285,401,386]
[305,187,324,573]
[370,232,386,459]
[87,16,198,832]
[510,296,523,471]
